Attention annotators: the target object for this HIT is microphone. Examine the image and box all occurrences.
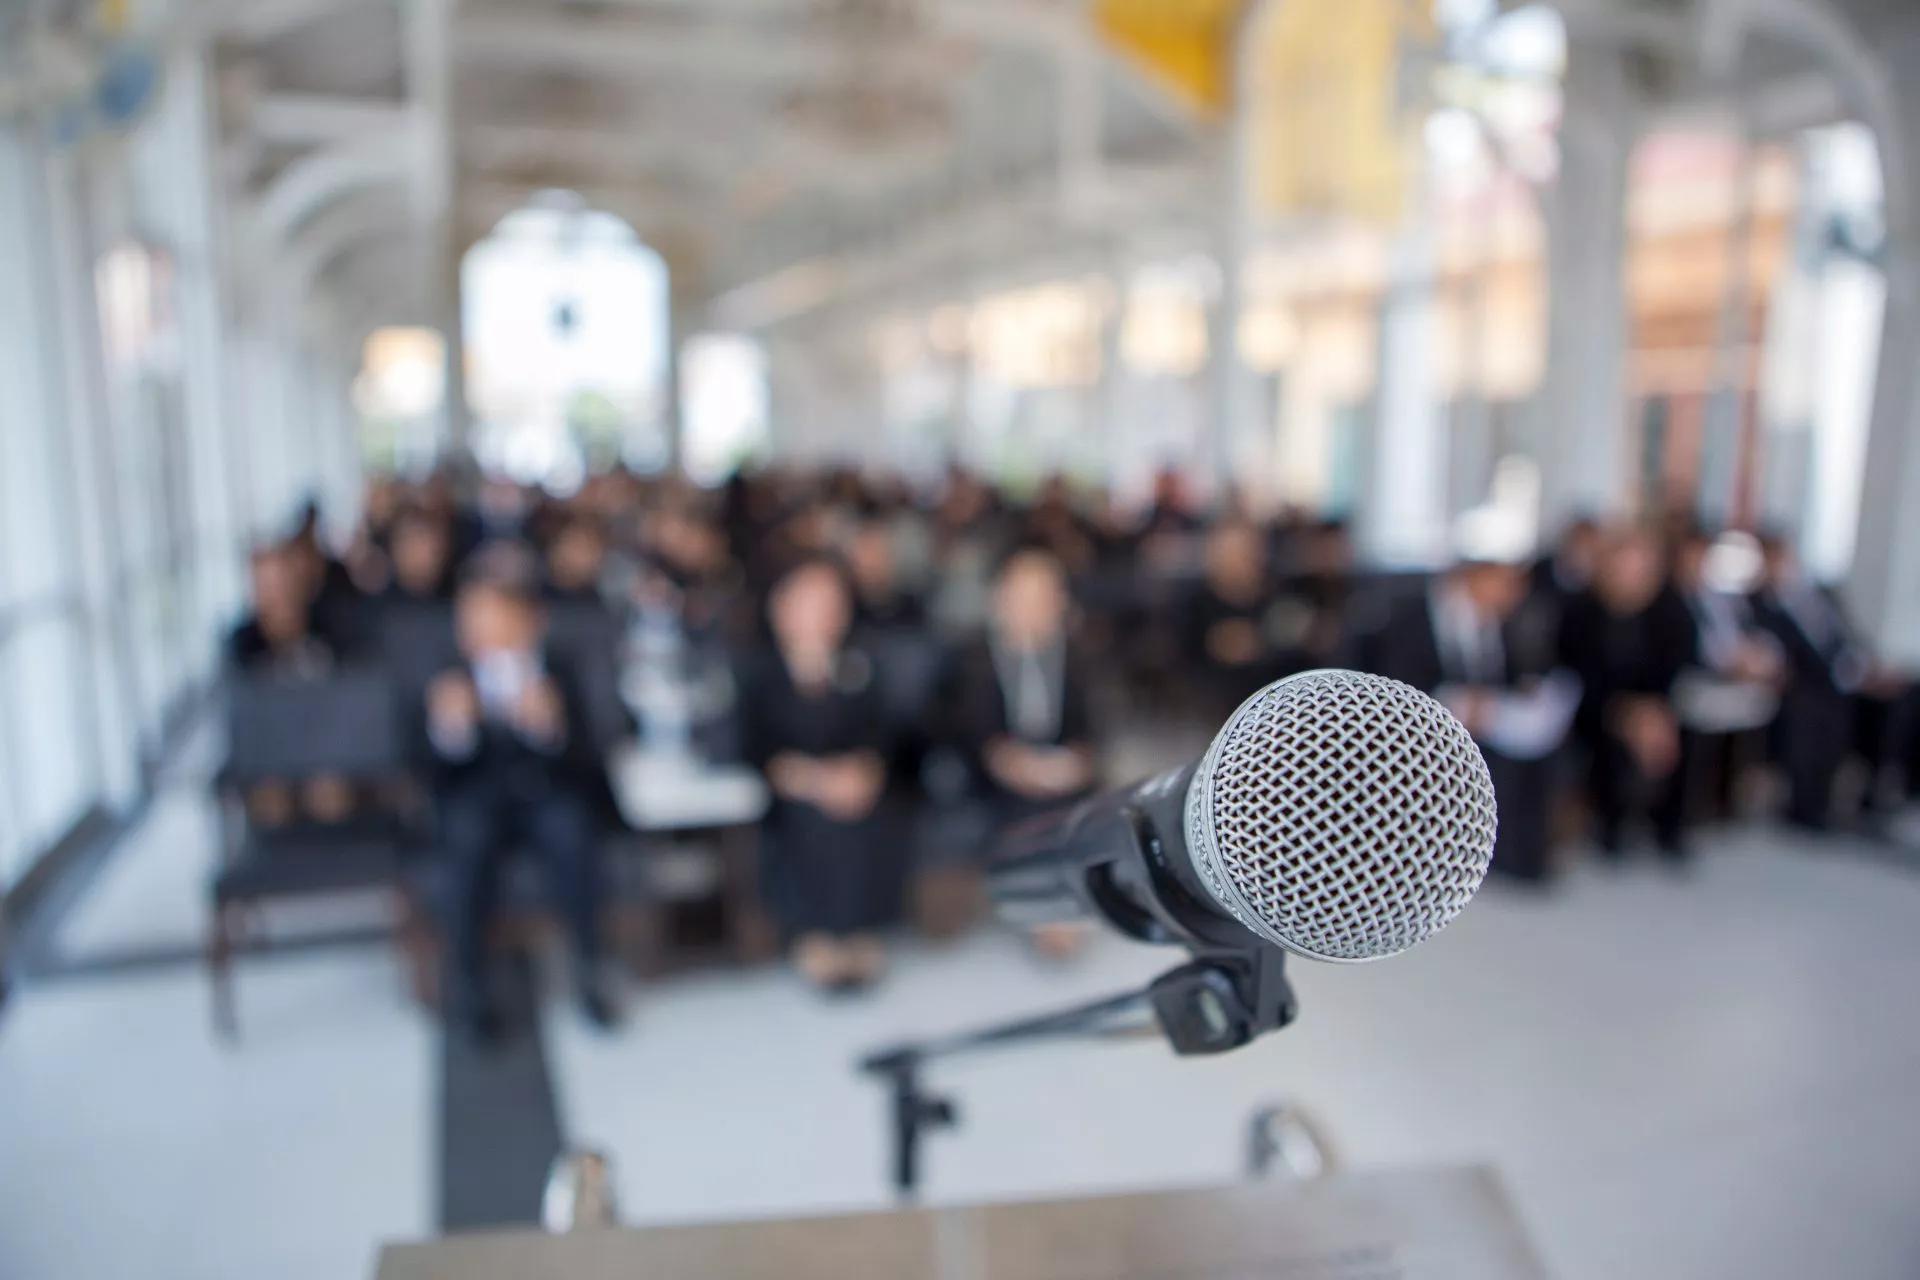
[989,669,1498,964]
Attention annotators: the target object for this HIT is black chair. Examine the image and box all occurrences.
[209,668,432,1039]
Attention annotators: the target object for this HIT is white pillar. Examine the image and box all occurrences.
[1364,225,1449,567]
[1530,39,1636,532]
[1848,22,1920,664]
[1206,1,1269,503]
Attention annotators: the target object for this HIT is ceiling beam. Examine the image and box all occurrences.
[191,0,385,45]
[251,92,417,147]
[253,129,419,247]
[455,7,973,84]
[711,158,1206,329]
[460,119,938,194]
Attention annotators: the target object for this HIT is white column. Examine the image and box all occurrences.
[1205,0,1268,502]
[1848,22,1920,664]
[663,297,691,473]
[1530,39,1636,531]
[39,149,143,806]
[1364,225,1449,567]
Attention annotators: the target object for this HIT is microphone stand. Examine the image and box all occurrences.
[857,944,1297,1200]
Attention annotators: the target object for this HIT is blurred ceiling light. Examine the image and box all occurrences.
[1123,258,1215,378]
[1435,0,1497,32]
[1476,4,1564,79]
[1239,305,1297,373]
[1122,293,1208,379]
[1423,106,1487,182]
[871,313,924,373]
[354,327,446,420]
[970,281,1101,388]
[926,302,971,356]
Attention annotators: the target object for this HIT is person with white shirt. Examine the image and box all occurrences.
[1751,535,1910,830]
[1358,550,1573,883]
[427,563,615,1042]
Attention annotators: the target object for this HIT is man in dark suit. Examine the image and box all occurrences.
[1358,549,1568,883]
[1183,518,1284,716]
[1557,527,1696,859]
[942,545,1098,954]
[1750,535,1908,829]
[426,562,616,1039]
[1667,526,1784,822]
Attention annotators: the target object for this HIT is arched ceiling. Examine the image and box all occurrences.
[199,0,1213,330]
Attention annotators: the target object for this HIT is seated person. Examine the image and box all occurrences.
[381,507,455,605]
[949,545,1098,825]
[288,499,372,658]
[1358,545,1571,883]
[545,515,611,608]
[1184,519,1281,714]
[1558,527,1696,860]
[1278,518,1357,674]
[228,542,356,828]
[1750,534,1911,829]
[1668,526,1784,819]
[426,563,615,1039]
[736,555,895,993]
[946,546,1097,955]
[230,542,344,676]
[846,515,926,632]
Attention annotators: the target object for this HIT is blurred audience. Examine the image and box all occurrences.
[219,460,1920,1026]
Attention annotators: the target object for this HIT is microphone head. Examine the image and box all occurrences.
[1183,669,1497,963]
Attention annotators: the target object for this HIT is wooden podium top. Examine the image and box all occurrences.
[375,1165,1548,1280]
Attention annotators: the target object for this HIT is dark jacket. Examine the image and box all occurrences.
[425,649,604,795]
[1556,588,1695,744]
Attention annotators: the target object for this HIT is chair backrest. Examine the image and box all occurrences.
[377,599,460,703]
[224,667,406,782]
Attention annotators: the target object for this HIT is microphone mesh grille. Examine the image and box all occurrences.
[1184,670,1497,963]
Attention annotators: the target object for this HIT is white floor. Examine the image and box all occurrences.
[544,834,1920,1280]
[5,805,1920,1278]
[0,952,434,1280]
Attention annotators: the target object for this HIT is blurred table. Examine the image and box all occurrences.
[376,1165,1547,1280]
[610,745,767,833]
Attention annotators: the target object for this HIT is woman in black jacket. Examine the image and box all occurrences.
[738,555,897,992]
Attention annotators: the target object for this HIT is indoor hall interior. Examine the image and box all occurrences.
[4,1,1920,1278]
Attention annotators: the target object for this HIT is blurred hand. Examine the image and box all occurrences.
[1864,665,1910,698]
[1619,698,1680,778]
[427,672,480,737]
[767,752,819,803]
[1206,618,1263,667]
[514,676,567,743]
[988,739,1094,800]
[813,755,885,822]
[1442,687,1494,737]
[1731,640,1784,685]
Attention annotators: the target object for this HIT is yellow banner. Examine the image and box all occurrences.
[1254,0,1433,224]
[1093,0,1244,118]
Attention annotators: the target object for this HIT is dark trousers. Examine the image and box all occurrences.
[440,779,603,996]
[1589,732,1689,856]
[1776,687,1853,828]
[1485,750,1555,882]
[1852,689,1915,809]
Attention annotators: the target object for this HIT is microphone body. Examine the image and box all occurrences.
[986,670,1499,966]
[989,762,1241,949]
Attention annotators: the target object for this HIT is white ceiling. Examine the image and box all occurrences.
[202,0,1212,332]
